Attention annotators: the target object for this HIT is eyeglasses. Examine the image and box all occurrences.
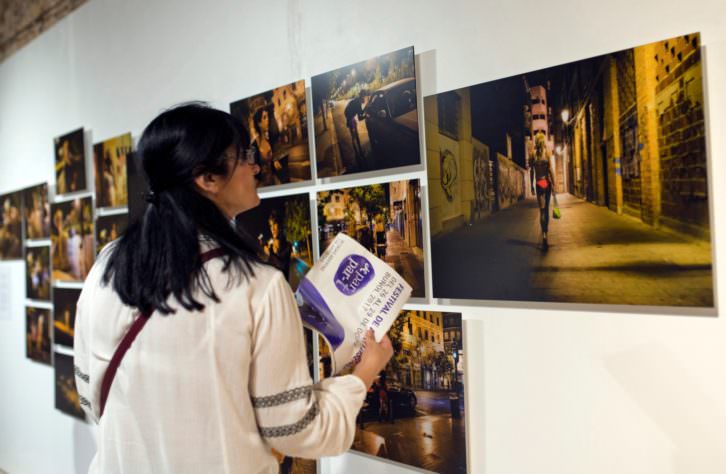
[227,148,257,166]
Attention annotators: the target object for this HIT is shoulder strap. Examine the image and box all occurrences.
[98,248,226,418]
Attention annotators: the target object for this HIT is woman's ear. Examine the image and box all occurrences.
[193,173,220,195]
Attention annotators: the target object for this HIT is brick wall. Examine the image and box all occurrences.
[655,35,709,238]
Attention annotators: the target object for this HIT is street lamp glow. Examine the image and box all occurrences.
[561,109,570,123]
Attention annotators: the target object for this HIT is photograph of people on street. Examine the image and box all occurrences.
[26,306,51,365]
[311,47,420,178]
[54,351,85,420]
[236,193,313,291]
[96,213,127,254]
[93,132,132,208]
[51,197,95,282]
[25,246,51,301]
[230,80,311,187]
[317,180,425,298]
[319,311,465,473]
[53,287,80,348]
[22,183,51,240]
[427,33,713,307]
[0,191,22,260]
[54,128,87,195]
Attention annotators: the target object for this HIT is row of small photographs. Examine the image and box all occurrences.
[230,46,419,187]
[0,183,51,262]
[234,179,425,298]
[21,194,125,285]
[26,306,468,474]
[25,307,86,421]
[54,129,133,207]
[26,179,422,347]
[46,45,420,212]
[0,183,112,264]
[25,288,80,355]
[9,30,712,329]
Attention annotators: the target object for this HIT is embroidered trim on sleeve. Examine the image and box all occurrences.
[258,401,319,438]
[79,394,91,408]
[251,385,312,408]
[74,365,89,383]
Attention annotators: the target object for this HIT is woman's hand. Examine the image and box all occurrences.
[352,329,394,389]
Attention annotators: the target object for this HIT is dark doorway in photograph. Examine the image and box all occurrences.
[311,47,420,178]
[54,128,87,195]
[53,288,81,348]
[230,80,311,188]
[426,33,713,308]
[54,351,86,420]
[126,151,146,223]
[317,180,425,298]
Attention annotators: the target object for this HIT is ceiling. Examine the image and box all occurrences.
[0,0,87,63]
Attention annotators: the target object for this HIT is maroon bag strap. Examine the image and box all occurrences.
[98,247,226,418]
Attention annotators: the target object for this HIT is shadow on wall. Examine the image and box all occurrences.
[605,343,726,473]
[74,421,96,473]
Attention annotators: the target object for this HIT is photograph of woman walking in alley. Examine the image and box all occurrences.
[230,80,311,187]
[311,47,420,178]
[530,132,558,250]
[317,180,426,298]
[426,33,714,308]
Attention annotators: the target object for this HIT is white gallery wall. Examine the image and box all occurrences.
[1,0,725,473]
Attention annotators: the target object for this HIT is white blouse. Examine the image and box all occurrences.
[73,244,366,473]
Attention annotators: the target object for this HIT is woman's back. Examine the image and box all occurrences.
[75,242,369,473]
[76,244,269,472]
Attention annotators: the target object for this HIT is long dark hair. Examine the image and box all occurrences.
[102,102,261,314]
